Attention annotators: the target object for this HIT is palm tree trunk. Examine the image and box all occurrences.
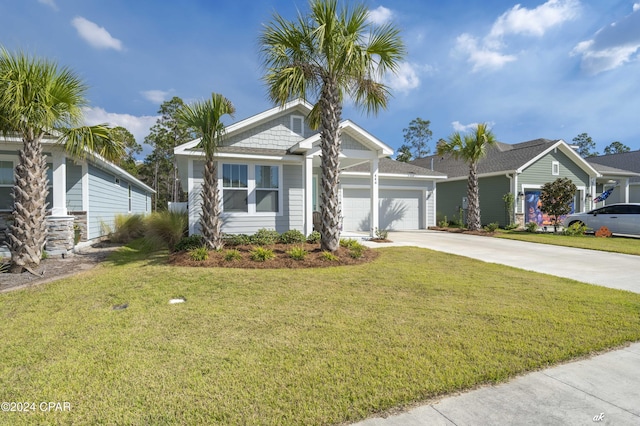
[9,138,48,273]
[319,79,342,252]
[467,161,481,231]
[200,156,223,250]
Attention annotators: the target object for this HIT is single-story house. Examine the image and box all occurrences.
[1,135,154,256]
[412,138,607,227]
[174,99,446,237]
[587,151,640,205]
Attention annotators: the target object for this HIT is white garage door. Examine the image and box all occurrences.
[342,188,422,231]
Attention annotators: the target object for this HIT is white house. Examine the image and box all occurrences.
[174,99,446,237]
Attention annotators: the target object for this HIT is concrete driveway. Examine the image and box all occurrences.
[355,230,640,426]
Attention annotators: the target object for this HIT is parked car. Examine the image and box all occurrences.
[563,203,640,236]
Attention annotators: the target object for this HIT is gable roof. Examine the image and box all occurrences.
[411,138,599,179]
[290,119,393,157]
[224,98,314,139]
[587,151,640,183]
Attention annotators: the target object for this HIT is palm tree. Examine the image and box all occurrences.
[0,47,123,273]
[177,93,235,250]
[260,0,405,252]
[437,123,497,231]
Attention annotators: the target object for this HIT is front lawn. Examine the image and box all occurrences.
[495,231,640,256]
[2,244,640,425]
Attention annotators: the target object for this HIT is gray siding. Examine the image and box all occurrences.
[190,163,304,235]
[223,112,315,150]
[66,163,83,212]
[342,133,369,151]
[131,185,149,213]
[87,164,150,239]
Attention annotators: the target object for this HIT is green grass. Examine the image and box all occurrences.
[496,230,640,256]
[2,244,640,425]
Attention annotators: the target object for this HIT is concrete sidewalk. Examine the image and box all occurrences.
[355,231,640,426]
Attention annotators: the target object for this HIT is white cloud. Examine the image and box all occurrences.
[82,107,158,149]
[489,0,580,39]
[455,0,579,72]
[455,34,517,72]
[451,121,478,133]
[38,0,57,10]
[385,62,421,93]
[571,7,640,74]
[141,90,171,104]
[71,17,123,51]
[367,6,393,25]
[451,121,495,133]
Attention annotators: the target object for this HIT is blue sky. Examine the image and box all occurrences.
[2,0,640,158]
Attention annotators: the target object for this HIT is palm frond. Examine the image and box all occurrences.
[59,125,125,162]
[177,93,235,155]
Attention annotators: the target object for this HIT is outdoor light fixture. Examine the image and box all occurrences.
[586,193,592,198]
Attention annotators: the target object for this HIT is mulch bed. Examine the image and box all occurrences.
[168,243,378,269]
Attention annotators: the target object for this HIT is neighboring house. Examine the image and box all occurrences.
[1,135,154,256]
[412,139,604,228]
[587,151,640,205]
[174,99,446,237]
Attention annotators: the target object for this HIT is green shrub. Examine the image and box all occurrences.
[307,231,321,244]
[563,222,588,236]
[174,234,205,252]
[144,211,189,251]
[321,251,338,261]
[250,247,275,262]
[287,246,308,260]
[374,228,389,240]
[484,222,499,232]
[439,216,450,227]
[111,213,146,243]
[188,246,209,261]
[525,221,539,233]
[504,223,519,231]
[251,229,280,246]
[340,238,359,249]
[224,249,243,262]
[279,229,306,244]
[349,244,365,259]
[223,234,251,246]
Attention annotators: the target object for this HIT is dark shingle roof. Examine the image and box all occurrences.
[344,157,446,177]
[410,138,559,179]
[587,151,640,183]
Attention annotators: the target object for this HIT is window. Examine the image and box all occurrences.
[291,115,304,137]
[221,163,281,214]
[552,161,559,176]
[128,184,132,213]
[255,165,279,213]
[0,161,13,210]
[222,164,248,212]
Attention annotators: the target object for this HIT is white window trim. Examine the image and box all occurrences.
[0,156,16,212]
[290,115,304,137]
[220,161,283,217]
[552,161,560,176]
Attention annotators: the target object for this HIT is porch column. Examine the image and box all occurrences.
[51,152,67,216]
[622,178,630,203]
[304,155,313,236]
[370,156,379,237]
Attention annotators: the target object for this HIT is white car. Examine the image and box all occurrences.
[563,203,640,236]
